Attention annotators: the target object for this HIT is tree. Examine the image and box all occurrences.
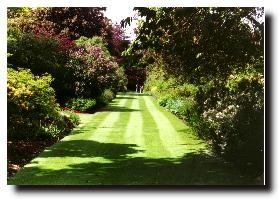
[34,7,107,40]
[129,7,263,84]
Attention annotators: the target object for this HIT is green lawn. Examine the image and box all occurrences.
[8,93,257,185]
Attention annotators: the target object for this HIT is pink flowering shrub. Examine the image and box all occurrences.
[67,36,127,98]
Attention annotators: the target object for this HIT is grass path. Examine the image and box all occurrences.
[8,93,256,185]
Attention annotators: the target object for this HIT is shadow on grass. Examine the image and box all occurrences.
[125,93,150,97]
[9,92,263,186]
[9,139,261,185]
[103,105,139,113]
[116,97,137,100]
[39,140,142,159]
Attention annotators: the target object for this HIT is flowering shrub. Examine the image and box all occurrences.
[7,68,69,140]
[68,36,127,98]
[193,69,264,173]
[31,25,76,51]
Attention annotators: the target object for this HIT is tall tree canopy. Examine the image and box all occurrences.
[8,7,128,59]
[125,7,263,84]
[34,7,107,40]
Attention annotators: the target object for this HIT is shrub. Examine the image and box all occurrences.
[158,94,174,107]
[103,89,116,102]
[98,89,116,105]
[7,26,75,104]
[165,97,194,118]
[155,81,197,118]
[115,66,128,92]
[7,27,71,75]
[130,7,264,177]
[193,70,264,175]
[68,36,127,99]
[7,68,67,140]
[65,98,97,113]
[61,110,80,126]
[175,83,198,97]
[75,36,110,56]
[146,59,263,176]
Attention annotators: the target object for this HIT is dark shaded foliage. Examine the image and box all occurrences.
[34,7,106,40]
[125,67,146,90]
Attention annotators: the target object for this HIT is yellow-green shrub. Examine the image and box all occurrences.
[8,68,68,140]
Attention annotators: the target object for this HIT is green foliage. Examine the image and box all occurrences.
[148,73,197,120]
[8,25,127,103]
[62,110,80,126]
[158,94,174,107]
[132,7,263,84]
[115,66,128,92]
[7,26,76,103]
[175,84,198,97]
[144,53,166,91]
[192,64,264,173]
[166,98,194,117]
[7,68,68,140]
[226,65,264,93]
[66,98,97,113]
[98,89,116,105]
[7,7,32,18]
[155,85,196,119]
[7,26,22,44]
[8,28,65,74]
[75,36,110,56]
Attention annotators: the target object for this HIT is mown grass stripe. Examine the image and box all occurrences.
[105,93,134,144]
[146,96,209,155]
[143,95,188,158]
[89,96,128,143]
[139,95,170,158]
[8,92,256,185]
[16,96,131,173]
[63,95,128,141]
[62,112,110,141]
[124,94,145,157]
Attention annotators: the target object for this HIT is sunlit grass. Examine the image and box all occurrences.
[8,92,258,185]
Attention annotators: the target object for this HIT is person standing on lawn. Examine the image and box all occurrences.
[140,85,144,93]
[136,83,139,93]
